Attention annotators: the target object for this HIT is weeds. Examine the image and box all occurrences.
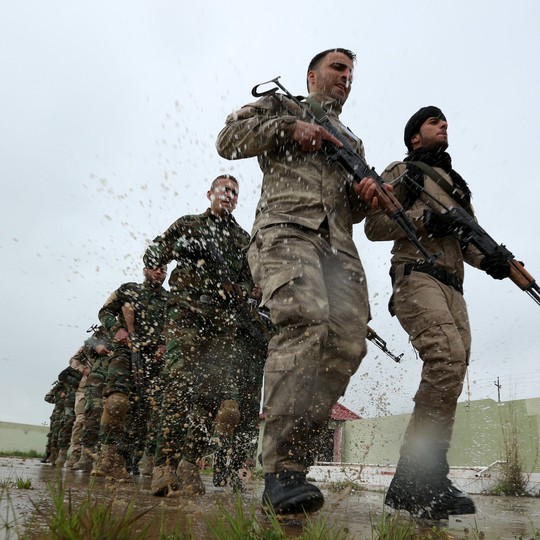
[371,508,451,540]
[0,476,32,490]
[491,402,528,496]
[206,494,351,539]
[326,480,364,494]
[28,478,153,539]
[15,477,32,490]
[0,451,42,459]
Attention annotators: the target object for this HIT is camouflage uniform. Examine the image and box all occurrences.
[42,380,64,463]
[97,280,168,469]
[73,326,113,470]
[145,209,252,476]
[66,346,92,466]
[365,151,483,517]
[216,92,370,476]
[213,301,274,489]
[55,367,82,450]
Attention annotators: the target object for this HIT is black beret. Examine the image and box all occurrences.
[404,106,446,151]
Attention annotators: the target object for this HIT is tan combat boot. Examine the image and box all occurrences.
[142,454,154,477]
[55,449,68,468]
[46,448,58,464]
[151,464,178,497]
[92,444,131,482]
[72,447,95,472]
[176,459,205,495]
[65,449,81,469]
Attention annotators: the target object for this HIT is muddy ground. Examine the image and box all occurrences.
[2,457,540,539]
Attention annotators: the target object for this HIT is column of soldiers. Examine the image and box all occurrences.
[42,174,273,493]
[42,47,523,522]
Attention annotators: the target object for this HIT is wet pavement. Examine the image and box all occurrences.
[2,457,540,539]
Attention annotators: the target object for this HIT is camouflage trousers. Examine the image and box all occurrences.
[100,345,163,460]
[46,401,65,453]
[68,387,86,453]
[391,270,471,453]
[248,225,370,474]
[79,357,109,450]
[219,326,268,469]
[56,389,76,450]
[154,298,239,468]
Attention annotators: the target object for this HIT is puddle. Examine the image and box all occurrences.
[1,457,540,539]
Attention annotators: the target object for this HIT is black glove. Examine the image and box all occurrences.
[423,209,455,238]
[480,250,511,280]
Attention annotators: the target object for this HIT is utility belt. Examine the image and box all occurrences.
[390,262,463,295]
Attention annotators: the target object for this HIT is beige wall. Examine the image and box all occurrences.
[341,397,540,473]
[0,421,48,454]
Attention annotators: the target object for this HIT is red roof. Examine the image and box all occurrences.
[259,402,361,422]
[331,402,362,421]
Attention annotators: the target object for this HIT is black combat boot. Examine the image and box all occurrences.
[385,454,475,520]
[262,471,324,515]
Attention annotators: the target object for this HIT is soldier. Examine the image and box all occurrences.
[54,365,83,467]
[216,49,375,514]
[144,174,253,497]
[361,107,510,519]
[42,380,65,464]
[71,326,113,472]
[92,263,168,481]
[64,337,94,469]
[212,287,274,491]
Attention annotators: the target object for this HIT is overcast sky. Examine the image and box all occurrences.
[1,1,539,426]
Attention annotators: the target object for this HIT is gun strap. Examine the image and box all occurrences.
[305,96,328,121]
[408,161,474,217]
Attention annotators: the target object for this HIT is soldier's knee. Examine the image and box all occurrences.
[102,392,130,428]
[214,399,241,438]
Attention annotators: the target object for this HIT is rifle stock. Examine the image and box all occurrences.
[366,325,403,363]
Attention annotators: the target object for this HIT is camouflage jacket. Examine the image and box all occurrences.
[98,282,169,348]
[216,92,369,259]
[145,208,252,299]
[365,161,484,282]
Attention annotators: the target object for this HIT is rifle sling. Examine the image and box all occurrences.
[407,161,474,217]
[304,96,328,121]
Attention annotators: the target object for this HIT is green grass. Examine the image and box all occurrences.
[0,450,43,459]
[370,508,451,540]
[0,476,32,490]
[27,479,153,540]
[206,495,352,539]
[325,479,364,494]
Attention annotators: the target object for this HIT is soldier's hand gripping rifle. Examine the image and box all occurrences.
[444,207,540,306]
[403,175,540,307]
[121,303,145,400]
[367,325,403,363]
[251,76,438,265]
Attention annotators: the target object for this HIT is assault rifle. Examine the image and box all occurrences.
[251,76,438,265]
[403,175,540,307]
[121,304,145,400]
[442,206,540,306]
[367,326,403,363]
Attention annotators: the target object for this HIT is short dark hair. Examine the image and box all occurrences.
[306,48,356,90]
[210,174,238,190]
